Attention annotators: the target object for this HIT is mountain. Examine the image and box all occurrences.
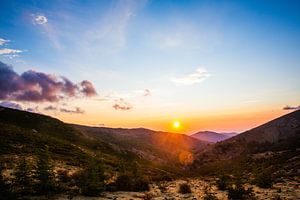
[192,110,300,177]
[0,106,209,178]
[191,131,238,143]
[72,125,210,165]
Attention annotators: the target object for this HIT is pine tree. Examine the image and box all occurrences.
[35,148,56,195]
[13,157,32,196]
[0,162,16,200]
[79,158,105,196]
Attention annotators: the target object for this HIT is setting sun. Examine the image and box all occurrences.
[173,121,181,129]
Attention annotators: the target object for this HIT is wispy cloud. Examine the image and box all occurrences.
[113,98,132,110]
[283,105,300,110]
[60,107,84,114]
[0,38,10,46]
[44,105,57,111]
[83,0,146,54]
[0,48,22,55]
[31,13,61,49]
[143,89,151,96]
[0,38,22,57]
[44,105,84,114]
[171,67,210,85]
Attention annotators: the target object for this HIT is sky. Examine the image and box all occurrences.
[0,0,300,134]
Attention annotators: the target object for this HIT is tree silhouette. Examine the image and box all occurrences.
[34,147,56,195]
[0,162,16,199]
[13,157,33,196]
[79,158,105,196]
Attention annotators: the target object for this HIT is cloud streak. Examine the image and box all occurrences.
[60,107,84,114]
[44,105,84,114]
[0,61,97,102]
[0,39,22,57]
[0,38,10,46]
[0,48,22,55]
[283,105,300,110]
[113,98,132,110]
[171,67,210,85]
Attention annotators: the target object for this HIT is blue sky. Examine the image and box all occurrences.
[0,0,300,133]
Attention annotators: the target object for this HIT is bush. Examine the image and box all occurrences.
[0,163,16,200]
[115,174,132,191]
[13,157,33,196]
[114,173,150,192]
[216,175,230,190]
[227,183,256,200]
[34,149,56,195]
[178,182,192,194]
[132,177,150,192]
[254,171,273,188]
[78,159,106,196]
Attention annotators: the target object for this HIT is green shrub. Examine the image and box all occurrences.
[78,159,106,196]
[132,177,150,192]
[13,157,33,196]
[178,182,192,194]
[115,174,132,191]
[254,171,273,188]
[216,175,230,190]
[34,149,56,195]
[114,173,150,192]
[0,163,16,200]
[227,183,256,200]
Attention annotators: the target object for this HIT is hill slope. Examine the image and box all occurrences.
[191,131,237,143]
[72,125,210,165]
[0,106,208,177]
[192,110,300,177]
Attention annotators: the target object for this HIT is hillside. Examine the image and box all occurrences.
[72,125,210,165]
[0,106,208,178]
[191,131,237,143]
[192,110,300,177]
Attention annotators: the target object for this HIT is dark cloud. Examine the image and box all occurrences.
[60,107,84,114]
[0,101,22,110]
[283,105,300,110]
[0,61,97,102]
[113,98,132,110]
[26,106,39,113]
[0,101,39,113]
[44,105,84,114]
[44,105,57,111]
[81,80,97,97]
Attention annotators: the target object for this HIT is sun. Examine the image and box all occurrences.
[173,120,181,129]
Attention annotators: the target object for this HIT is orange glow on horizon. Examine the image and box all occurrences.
[56,107,288,135]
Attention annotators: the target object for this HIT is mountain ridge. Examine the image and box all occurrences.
[191,131,238,143]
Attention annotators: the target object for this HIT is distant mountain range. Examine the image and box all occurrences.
[191,131,238,143]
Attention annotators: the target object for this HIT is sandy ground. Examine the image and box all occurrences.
[53,178,299,200]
